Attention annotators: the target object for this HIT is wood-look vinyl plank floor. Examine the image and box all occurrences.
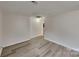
[6,37,79,57]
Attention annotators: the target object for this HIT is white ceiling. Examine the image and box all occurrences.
[0,1,79,16]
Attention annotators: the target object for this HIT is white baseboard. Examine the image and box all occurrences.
[2,35,43,48]
[44,37,79,52]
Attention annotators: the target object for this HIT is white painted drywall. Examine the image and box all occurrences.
[2,13,30,47]
[0,10,2,56]
[44,10,79,51]
[2,13,43,47]
[0,10,2,47]
[30,17,43,38]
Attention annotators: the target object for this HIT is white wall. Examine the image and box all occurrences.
[0,10,2,47]
[2,13,30,47]
[30,17,43,38]
[45,10,79,51]
[0,10,2,56]
[1,13,43,47]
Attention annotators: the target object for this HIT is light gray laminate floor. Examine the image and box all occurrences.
[6,37,79,57]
